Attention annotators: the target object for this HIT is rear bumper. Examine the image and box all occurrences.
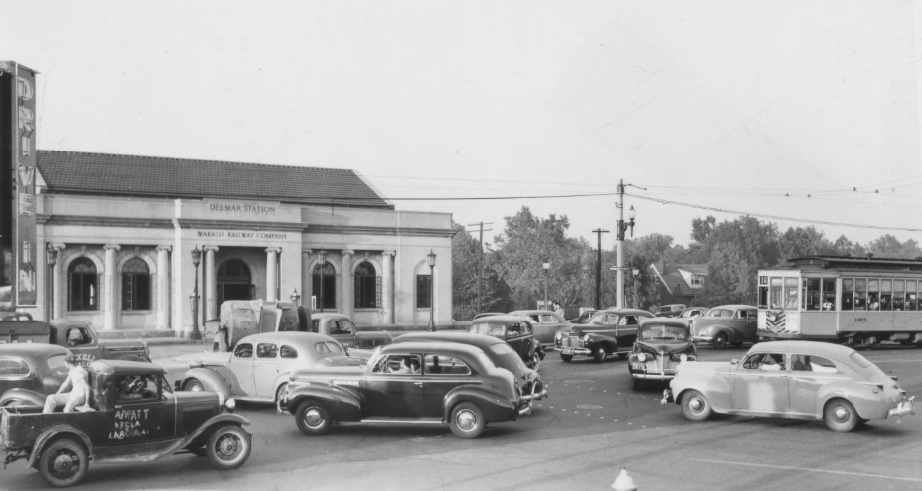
[889,396,915,417]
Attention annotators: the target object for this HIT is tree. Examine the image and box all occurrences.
[777,226,834,266]
[866,235,922,259]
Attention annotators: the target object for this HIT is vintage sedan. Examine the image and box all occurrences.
[628,318,697,390]
[508,310,572,345]
[665,340,915,432]
[554,308,654,362]
[568,309,598,325]
[0,344,70,407]
[394,331,548,402]
[690,304,758,348]
[280,341,531,438]
[177,332,359,403]
[468,315,545,369]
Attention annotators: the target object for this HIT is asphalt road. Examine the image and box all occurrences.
[3,343,921,491]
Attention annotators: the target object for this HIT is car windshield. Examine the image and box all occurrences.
[470,322,506,336]
[639,324,687,342]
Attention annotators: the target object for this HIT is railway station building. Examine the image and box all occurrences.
[33,151,454,335]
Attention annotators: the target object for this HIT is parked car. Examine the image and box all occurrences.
[627,318,697,390]
[568,310,598,324]
[280,341,531,439]
[0,343,70,407]
[0,318,150,365]
[677,307,707,321]
[652,304,686,318]
[0,359,251,487]
[508,310,571,345]
[554,308,654,362]
[689,304,758,348]
[467,315,545,369]
[393,331,547,402]
[176,332,360,404]
[664,340,915,432]
[308,312,392,349]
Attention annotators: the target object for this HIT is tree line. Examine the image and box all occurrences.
[451,206,922,321]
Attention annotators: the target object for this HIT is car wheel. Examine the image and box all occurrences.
[275,382,289,403]
[560,353,573,363]
[530,352,541,371]
[713,333,728,349]
[592,346,606,363]
[824,399,858,432]
[631,377,642,391]
[38,437,89,487]
[681,390,712,422]
[206,424,252,470]
[450,402,485,439]
[183,378,205,392]
[295,399,332,436]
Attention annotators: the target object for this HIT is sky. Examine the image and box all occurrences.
[4,0,922,251]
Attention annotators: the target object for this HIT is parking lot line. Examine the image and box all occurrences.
[690,458,922,483]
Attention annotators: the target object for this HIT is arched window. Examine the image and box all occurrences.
[354,262,380,309]
[122,257,151,311]
[68,258,98,311]
[312,263,337,310]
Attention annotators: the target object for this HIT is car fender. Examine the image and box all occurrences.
[585,333,617,351]
[671,373,734,412]
[443,386,515,424]
[527,340,544,359]
[284,384,363,421]
[179,367,232,398]
[180,413,251,451]
[815,382,886,420]
[29,423,94,467]
[0,388,46,407]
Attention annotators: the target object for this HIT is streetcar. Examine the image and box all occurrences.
[757,255,922,346]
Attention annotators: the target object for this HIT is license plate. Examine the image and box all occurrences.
[559,348,574,354]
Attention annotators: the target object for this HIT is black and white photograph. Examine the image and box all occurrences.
[2,1,922,489]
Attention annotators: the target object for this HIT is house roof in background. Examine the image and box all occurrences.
[37,151,393,209]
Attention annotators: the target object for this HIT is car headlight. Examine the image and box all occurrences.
[679,353,688,362]
[582,333,591,342]
[224,398,236,412]
[637,353,647,362]
[555,332,563,341]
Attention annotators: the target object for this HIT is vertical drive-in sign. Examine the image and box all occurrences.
[0,61,39,308]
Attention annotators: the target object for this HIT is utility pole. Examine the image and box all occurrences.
[615,178,637,309]
[467,222,492,314]
[591,228,609,310]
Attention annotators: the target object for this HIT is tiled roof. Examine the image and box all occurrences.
[37,151,393,209]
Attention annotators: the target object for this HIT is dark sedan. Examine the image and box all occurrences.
[627,318,697,390]
[468,315,545,370]
[0,343,70,406]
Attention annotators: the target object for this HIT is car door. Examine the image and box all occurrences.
[504,322,528,359]
[252,342,284,399]
[364,354,425,418]
[229,342,257,396]
[328,319,355,348]
[788,354,843,416]
[731,352,790,414]
[740,309,758,340]
[421,354,473,417]
[110,373,176,442]
[615,315,641,347]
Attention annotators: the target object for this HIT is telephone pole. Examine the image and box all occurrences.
[467,222,493,313]
[591,228,609,310]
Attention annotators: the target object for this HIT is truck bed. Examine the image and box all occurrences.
[1,406,100,450]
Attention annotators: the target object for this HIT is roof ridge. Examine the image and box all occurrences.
[37,150,353,173]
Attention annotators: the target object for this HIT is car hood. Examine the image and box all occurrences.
[675,361,731,375]
[635,340,692,354]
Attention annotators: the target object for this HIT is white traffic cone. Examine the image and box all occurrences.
[611,467,637,491]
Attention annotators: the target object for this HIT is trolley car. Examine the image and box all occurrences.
[757,255,922,346]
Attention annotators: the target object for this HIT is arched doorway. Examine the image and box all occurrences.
[218,259,253,304]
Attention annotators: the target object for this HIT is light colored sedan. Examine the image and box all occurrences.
[508,310,572,345]
[177,332,359,403]
[665,340,915,432]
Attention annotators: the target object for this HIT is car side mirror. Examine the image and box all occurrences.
[730,358,740,365]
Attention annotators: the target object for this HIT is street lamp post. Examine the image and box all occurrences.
[190,246,202,341]
[427,250,436,332]
[632,268,640,309]
[46,244,57,320]
[542,262,550,310]
[318,250,327,313]
[290,288,301,306]
[615,179,637,309]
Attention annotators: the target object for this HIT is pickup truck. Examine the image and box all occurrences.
[0,315,150,365]
[210,300,391,352]
[0,359,252,487]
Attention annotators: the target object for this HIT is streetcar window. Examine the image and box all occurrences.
[783,277,799,310]
[805,278,821,311]
[868,279,880,311]
[882,279,894,311]
[842,278,854,311]
[906,280,918,311]
[853,278,867,310]
[822,278,836,311]
[758,285,768,309]
[769,278,783,309]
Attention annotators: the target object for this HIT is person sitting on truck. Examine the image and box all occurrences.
[43,353,90,413]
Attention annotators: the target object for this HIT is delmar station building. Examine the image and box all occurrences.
[34,150,454,335]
